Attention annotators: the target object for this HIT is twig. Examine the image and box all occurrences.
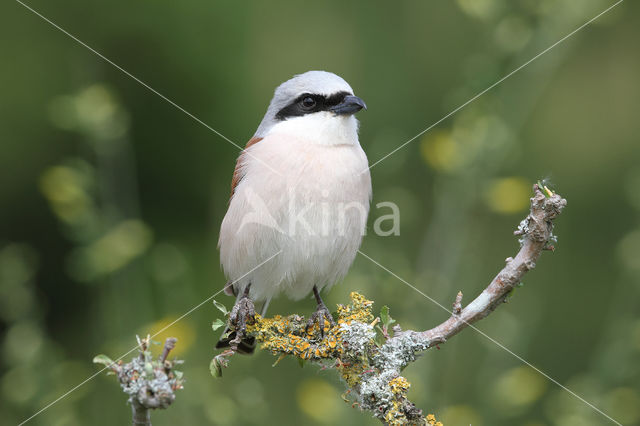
[160,337,177,363]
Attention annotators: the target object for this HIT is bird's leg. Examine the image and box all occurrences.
[306,285,336,338]
[229,284,256,350]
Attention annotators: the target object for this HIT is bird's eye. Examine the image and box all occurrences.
[301,96,316,109]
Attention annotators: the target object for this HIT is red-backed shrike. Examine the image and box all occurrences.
[216,71,371,353]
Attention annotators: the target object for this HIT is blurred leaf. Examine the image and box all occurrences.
[380,305,396,329]
[92,354,114,368]
[211,318,225,331]
[537,180,552,198]
[213,300,229,316]
[210,357,223,378]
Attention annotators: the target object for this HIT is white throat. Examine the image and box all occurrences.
[265,112,359,146]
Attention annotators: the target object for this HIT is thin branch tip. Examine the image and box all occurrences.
[160,337,178,363]
[452,291,463,315]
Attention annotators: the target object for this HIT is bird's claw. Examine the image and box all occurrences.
[306,303,335,338]
[228,294,255,350]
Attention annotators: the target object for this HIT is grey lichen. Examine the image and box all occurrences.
[118,353,177,409]
[339,320,376,358]
[374,331,431,371]
[516,216,531,246]
[94,336,183,426]
[357,369,402,415]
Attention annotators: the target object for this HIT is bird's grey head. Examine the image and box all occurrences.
[254,71,366,138]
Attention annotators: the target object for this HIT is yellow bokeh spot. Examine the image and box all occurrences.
[48,84,129,140]
[492,366,547,408]
[297,379,340,423]
[39,166,90,223]
[420,130,461,172]
[441,404,482,426]
[70,220,153,281]
[484,177,531,214]
[140,316,195,357]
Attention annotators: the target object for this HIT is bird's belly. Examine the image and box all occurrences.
[219,138,371,302]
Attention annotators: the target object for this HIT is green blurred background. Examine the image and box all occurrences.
[1,0,639,425]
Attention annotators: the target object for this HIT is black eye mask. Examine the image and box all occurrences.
[275,91,351,120]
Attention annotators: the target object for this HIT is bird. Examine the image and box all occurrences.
[216,71,371,353]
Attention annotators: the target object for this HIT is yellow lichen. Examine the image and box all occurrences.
[426,413,443,426]
[244,292,442,425]
[384,400,402,425]
[246,292,375,387]
[389,376,410,394]
[384,376,414,425]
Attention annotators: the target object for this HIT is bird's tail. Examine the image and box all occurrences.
[215,293,271,355]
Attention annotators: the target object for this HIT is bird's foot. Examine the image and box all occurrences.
[228,287,256,351]
[306,301,335,338]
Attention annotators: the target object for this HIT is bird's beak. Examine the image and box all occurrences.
[330,95,367,115]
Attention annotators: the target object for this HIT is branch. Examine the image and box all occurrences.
[94,336,184,426]
[212,184,566,425]
[403,182,567,351]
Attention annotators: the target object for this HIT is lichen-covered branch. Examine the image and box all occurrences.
[94,336,184,426]
[213,184,566,425]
